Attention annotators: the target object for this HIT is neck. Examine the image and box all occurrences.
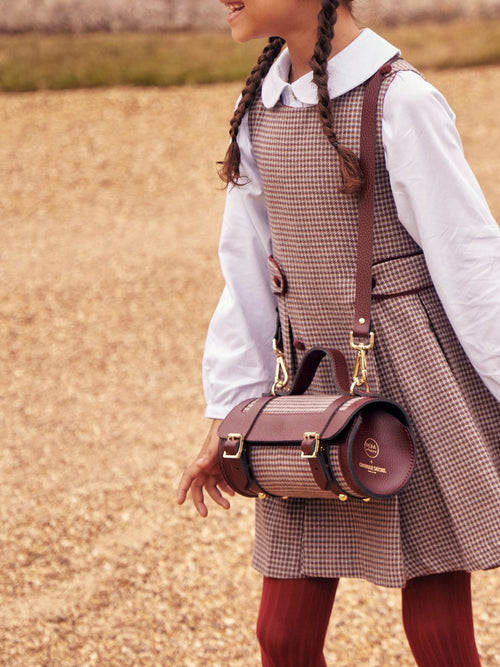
[288,5,360,82]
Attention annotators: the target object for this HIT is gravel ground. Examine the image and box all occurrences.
[0,68,499,666]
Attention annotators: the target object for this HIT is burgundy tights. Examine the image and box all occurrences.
[256,571,481,666]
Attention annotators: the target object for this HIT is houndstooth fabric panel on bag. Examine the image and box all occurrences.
[250,445,337,498]
[247,60,500,587]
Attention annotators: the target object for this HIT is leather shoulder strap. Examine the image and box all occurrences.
[352,61,395,339]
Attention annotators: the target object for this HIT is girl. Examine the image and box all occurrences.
[178,1,500,664]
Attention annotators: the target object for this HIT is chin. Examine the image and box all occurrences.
[229,28,259,43]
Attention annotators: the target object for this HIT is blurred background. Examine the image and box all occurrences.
[0,1,499,666]
[0,0,499,31]
[0,0,500,90]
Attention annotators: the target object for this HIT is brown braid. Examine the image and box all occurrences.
[310,0,364,195]
[218,36,286,187]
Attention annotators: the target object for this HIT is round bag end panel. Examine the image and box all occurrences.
[347,406,415,498]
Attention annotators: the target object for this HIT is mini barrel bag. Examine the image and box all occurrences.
[217,61,416,502]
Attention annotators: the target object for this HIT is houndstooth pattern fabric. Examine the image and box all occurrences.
[247,60,500,587]
[259,395,336,413]
[251,445,338,498]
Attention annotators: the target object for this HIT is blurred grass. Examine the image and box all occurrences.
[0,19,499,92]
[0,32,266,91]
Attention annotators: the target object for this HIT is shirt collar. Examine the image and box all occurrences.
[261,28,400,108]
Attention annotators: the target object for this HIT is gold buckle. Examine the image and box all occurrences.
[349,331,374,394]
[301,432,320,459]
[223,433,244,459]
[271,338,289,396]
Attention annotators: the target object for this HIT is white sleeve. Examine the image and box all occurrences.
[202,113,277,419]
[383,71,500,402]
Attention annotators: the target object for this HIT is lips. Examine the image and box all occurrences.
[225,2,245,15]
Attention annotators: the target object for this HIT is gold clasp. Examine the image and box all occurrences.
[349,331,374,394]
[271,338,289,396]
[301,432,320,459]
[223,433,244,459]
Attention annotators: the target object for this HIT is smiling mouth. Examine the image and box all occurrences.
[225,2,245,14]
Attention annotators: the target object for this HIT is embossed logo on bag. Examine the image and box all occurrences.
[359,461,387,475]
[363,438,380,459]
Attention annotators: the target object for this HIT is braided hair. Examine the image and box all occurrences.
[219,0,363,195]
[218,36,286,186]
[311,0,363,194]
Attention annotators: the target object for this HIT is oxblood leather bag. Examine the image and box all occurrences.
[218,347,415,501]
[217,62,416,502]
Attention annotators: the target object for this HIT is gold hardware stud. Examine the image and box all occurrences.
[258,492,267,500]
[362,497,371,503]
[358,317,366,325]
[338,494,348,502]
[282,496,289,500]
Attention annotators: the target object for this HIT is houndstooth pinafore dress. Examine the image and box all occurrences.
[248,60,500,588]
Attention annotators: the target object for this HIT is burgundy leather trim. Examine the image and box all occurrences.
[217,396,274,440]
[284,347,351,395]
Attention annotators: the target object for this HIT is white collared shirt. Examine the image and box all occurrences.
[203,29,500,417]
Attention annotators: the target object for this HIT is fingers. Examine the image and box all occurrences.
[189,476,231,517]
[218,480,235,497]
[205,477,232,510]
[176,459,204,506]
[191,478,209,518]
[176,419,231,517]
[177,460,233,517]
[176,450,217,506]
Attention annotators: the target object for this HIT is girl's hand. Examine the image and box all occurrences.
[176,419,235,517]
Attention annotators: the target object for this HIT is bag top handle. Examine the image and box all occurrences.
[281,346,351,396]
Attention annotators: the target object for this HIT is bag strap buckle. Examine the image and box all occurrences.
[301,432,320,459]
[223,433,244,459]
